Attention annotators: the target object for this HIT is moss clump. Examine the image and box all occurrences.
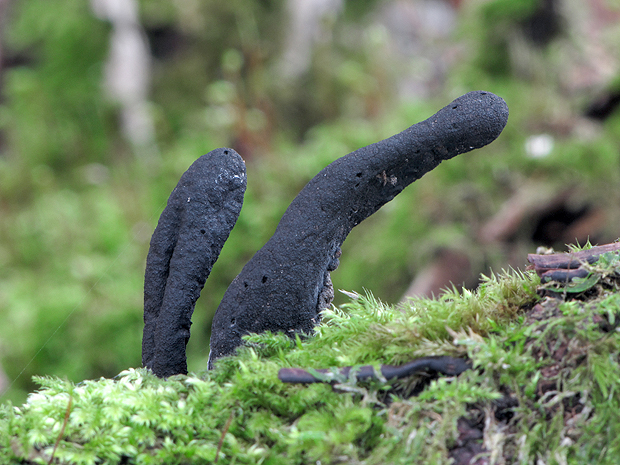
[1,253,620,464]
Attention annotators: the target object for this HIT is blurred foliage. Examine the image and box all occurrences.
[1,0,620,405]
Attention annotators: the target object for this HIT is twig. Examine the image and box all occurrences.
[48,394,73,465]
[214,409,235,464]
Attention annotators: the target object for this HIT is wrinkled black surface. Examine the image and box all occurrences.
[209,91,509,367]
[142,148,246,377]
[278,356,472,384]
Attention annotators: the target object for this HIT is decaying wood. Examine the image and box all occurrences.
[527,242,620,283]
[528,243,620,271]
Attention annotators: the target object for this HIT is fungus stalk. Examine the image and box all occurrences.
[208,91,509,367]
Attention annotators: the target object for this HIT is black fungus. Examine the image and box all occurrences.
[208,91,509,367]
[142,148,246,377]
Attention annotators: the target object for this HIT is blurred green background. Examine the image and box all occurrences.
[1,0,620,404]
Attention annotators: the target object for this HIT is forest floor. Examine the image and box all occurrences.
[1,243,619,464]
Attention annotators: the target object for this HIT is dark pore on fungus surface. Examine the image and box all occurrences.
[207,91,509,368]
[142,148,246,378]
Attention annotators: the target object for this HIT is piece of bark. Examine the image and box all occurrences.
[539,268,590,283]
[528,242,620,284]
[142,148,246,378]
[528,243,620,272]
[209,91,509,367]
[278,356,471,384]
[478,182,558,244]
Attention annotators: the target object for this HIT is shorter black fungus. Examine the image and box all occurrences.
[142,148,246,378]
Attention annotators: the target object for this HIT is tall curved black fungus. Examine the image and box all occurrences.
[208,91,509,368]
[142,148,246,377]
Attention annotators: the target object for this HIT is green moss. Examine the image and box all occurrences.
[2,255,619,464]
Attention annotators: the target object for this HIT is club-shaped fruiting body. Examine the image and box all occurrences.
[142,148,246,377]
[208,91,509,368]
